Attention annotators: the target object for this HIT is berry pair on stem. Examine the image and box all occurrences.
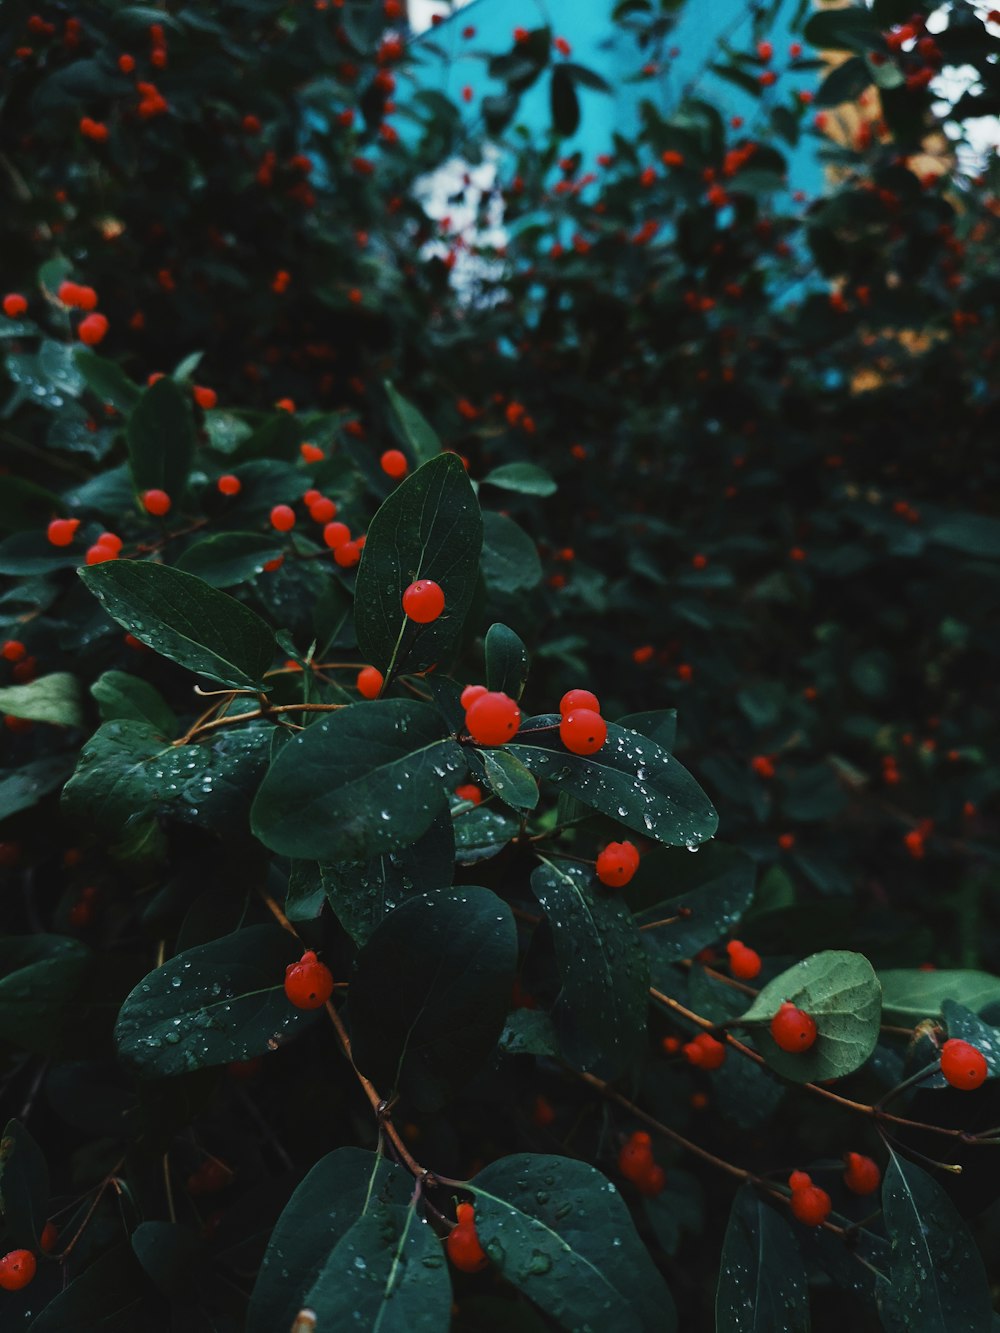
[618,1130,666,1196]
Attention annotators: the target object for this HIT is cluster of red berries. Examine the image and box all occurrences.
[682,1032,727,1069]
[725,939,761,980]
[618,1130,665,1196]
[557,687,607,755]
[787,1171,831,1226]
[283,950,334,1010]
[940,1037,988,1090]
[770,1001,817,1053]
[461,685,522,747]
[446,1203,489,1272]
[0,1223,56,1291]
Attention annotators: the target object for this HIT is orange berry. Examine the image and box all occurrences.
[446,1203,489,1273]
[142,488,171,516]
[47,517,80,547]
[3,294,27,318]
[218,474,241,496]
[380,449,409,479]
[465,691,521,746]
[270,504,296,532]
[843,1152,881,1195]
[356,666,384,699]
[726,940,762,980]
[193,385,217,409]
[77,312,109,345]
[789,1184,831,1226]
[300,442,325,463]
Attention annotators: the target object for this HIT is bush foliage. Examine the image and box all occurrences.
[1,0,999,1328]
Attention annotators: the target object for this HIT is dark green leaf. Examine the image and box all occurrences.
[551,64,581,136]
[252,700,463,863]
[80,560,276,689]
[816,55,872,107]
[26,1243,158,1332]
[354,454,483,674]
[509,717,718,848]
[879,969,1000,1022]
[531,858,649,1074]
[481,462,557,497]
[0,1119,50,1249]
[485,622,530,699]
[639,841,756,964]
[878,1150,993,1333]
[454,805,521,864]
[90,670,176,733]
[131,1222,205,1303]
[479,748,539,811]
[126,376,196,500]
[737,951,881,1082]
[115,925,318,1076]
[248,1148,412,1333]
[469,1154,677,1333]
[0,673,84,727]
[716,1186,809,1332]
[0,754,75,820]
[482,512,543,594]
[384,381,441,465]
[350,887,517,1110]
[617,709,678,751]
[174,531,284,587]
[62,718,269,842]
[320,812,455,944]
[0,936,91,1055]
[73,348,141,412]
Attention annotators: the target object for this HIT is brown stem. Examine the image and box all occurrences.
[182,700,346,742]
[59,1157,127,1258]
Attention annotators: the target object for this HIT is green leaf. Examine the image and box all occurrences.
[485,622,530,699]
[354,454,483,675]
[0,754,75,820]
[499,1008,558,1056]
[115,924,318,1076]
[716,1186,809,1333]
[131,1221,205,1303]
[551,63,581,136]
[252,700,463,863]
[509,717,718,848]
[0,1119,50,1249]
[736,950,881,1082]
[90,670,176,733]
[878,1150,993,1333]
[481,462,557,497]
[617,709,678,751]
[126,375,196,500]
[531,858,649,1075]
[816,55,872,107]
[320,812,455,944]
[306,1197,451,1330]
[469,1154,677,1333]
[928,513,1000,558]
[638,841,755,964]
[80,560,276,689]
[482,512,543,594]
[62,718,269,842]
[879,969,1000,1022]
[26,1243,158,1331]
[0,936,91,1055]
[73,348,141,413]
[0,532,80,576]
[384,381,441,465]
[174,531,284,587]
[454,805,521,864]
[248,1148,413,1333]
[0,673,84,728]
[804,8,886,52]
[478,748,539,811]
[350,887,517,1110]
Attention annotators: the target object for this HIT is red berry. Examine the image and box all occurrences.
[560,708,606,756]
[39,1222,58,1254]
[446,1203,489,1273]
[357,666,384,699]
[843,1152,881,1196]
[559,688,600,715]
[726,940,762,980]
[0,1249,36,1291]
[595,840,640,888]
[58,281,98,310]
[465,691,521,746]
[283,950,334,1009]
[47,517,80,547]
[218,474,241,496]
[96,532,122,554]
[618,1131,653,1183]
[940,1038,988,1090]
[380,449,408,479]
[142,488,171,517]
[3,294,27,318]
[789,1184,831,1226]
[77,312,109,345]
[323,521,351,549]
[334,540,361,568]
[270,504,296,532]
[788,1170,812,1192]
[308,496,337,524]
[402,579,445,624]
[532,1093,556,1127]
[455,783,483,805]
[300,442,325,463]
[2,640,26,663]
[86,543,117,565]
[634,1162,666,1197]
[770,1002,817,1053]
[193,385,217,409]
[460,683,488,709]
[682,1032,726,1069]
